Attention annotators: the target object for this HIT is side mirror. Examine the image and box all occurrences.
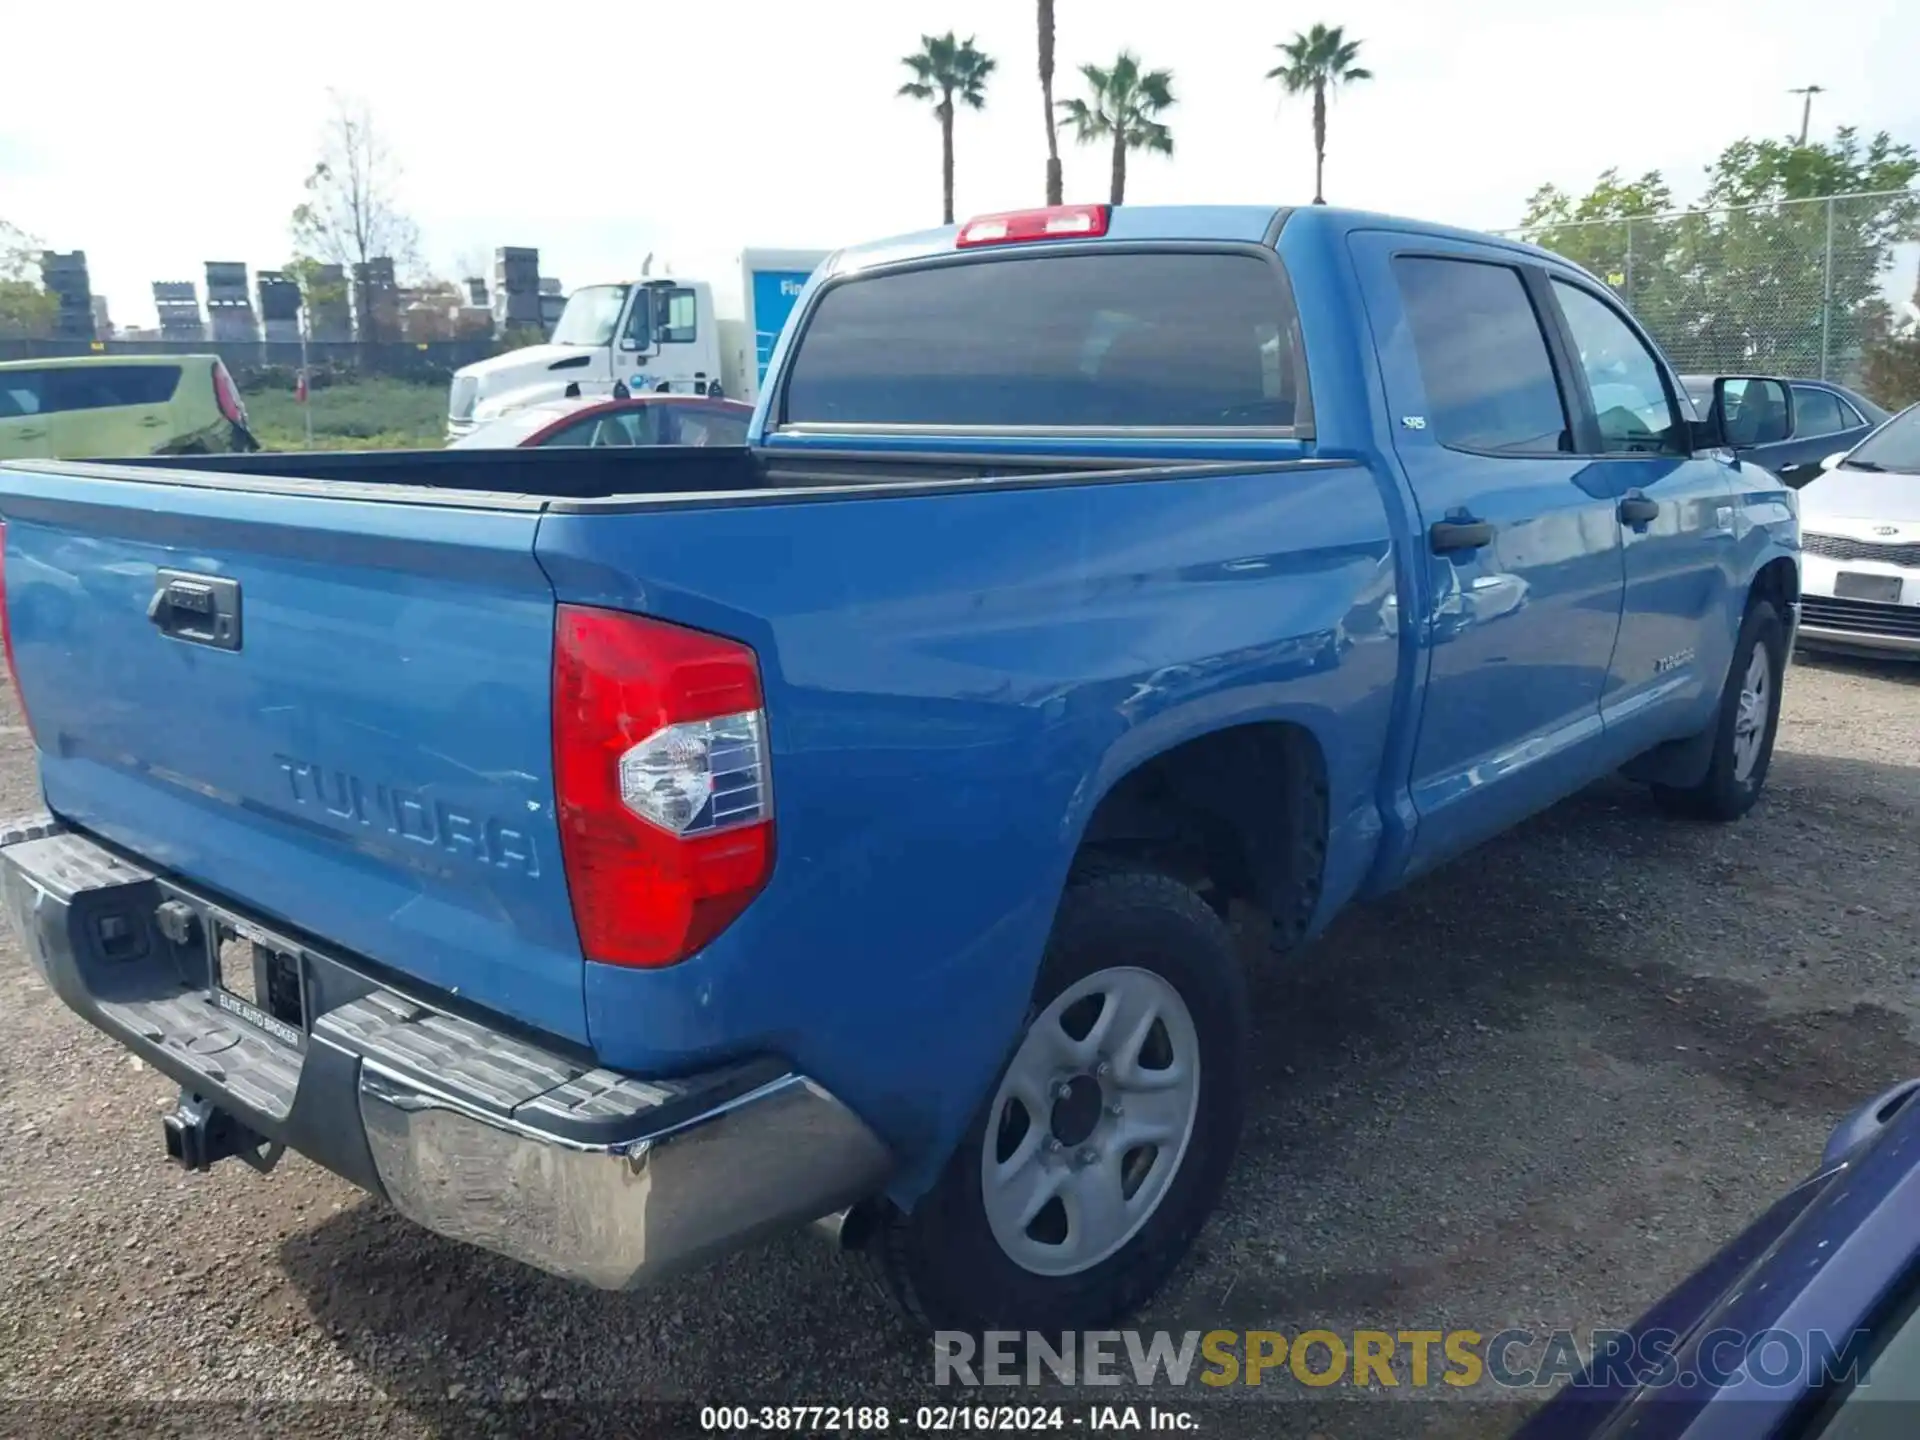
[1820,451,1847,473]
[1704,376,1794,451]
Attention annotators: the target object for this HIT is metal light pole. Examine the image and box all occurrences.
[298,303,314,450]
[1790,85,1825,146]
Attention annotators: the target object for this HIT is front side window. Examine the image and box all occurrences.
[1543,278,1681,453]
[1550,280,1683,455]
[782,251,1305,429]
[1791,385,1847,438]
[1393,256,1571,455]
[0,372,47,418]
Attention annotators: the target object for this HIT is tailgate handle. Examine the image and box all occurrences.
[148,570,242,651]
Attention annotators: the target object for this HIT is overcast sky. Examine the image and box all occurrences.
[4,0,1916,328]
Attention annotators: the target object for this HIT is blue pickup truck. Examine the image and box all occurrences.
[0,202,1800,1335]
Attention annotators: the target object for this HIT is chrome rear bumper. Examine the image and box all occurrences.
[0,816,891,1291]
[359,1064,890,1290]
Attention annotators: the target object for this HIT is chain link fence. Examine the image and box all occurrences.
[1499,190,1920,407]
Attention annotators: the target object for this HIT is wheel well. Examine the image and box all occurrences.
[1751,555,1799,617]
[1074,722,1330,953]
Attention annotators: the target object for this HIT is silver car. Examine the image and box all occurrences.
[1797,401,1920,658]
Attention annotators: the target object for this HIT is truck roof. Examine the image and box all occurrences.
[826,203,1574,279]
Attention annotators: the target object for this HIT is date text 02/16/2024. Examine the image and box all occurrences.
[697,1406,1196,1433]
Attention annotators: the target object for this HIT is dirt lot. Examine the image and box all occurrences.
[0,650,1915,1439]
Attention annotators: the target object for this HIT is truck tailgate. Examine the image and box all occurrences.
[0,464,587,1044]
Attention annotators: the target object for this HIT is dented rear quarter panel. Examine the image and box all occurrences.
[534,457,1404,1201]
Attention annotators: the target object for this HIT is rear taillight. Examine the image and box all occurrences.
[552,605,773,968]
[212,361,247,426]
[956,204,1111,248]
[0,522,33,742]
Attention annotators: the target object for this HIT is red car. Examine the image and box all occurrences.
[446,392,753,450]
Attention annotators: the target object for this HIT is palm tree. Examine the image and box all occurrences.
[1266,24,1373,205]
[898,33,997,225]
[1056,52,1175,206]
[1038,0,1062,205]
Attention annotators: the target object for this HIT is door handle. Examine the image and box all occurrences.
[17,428,46,439]
[1430,518,1496,553]
[1618,493,1660,526]
[140,417,166,428]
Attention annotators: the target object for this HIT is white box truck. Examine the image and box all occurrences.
[445,248,831,439]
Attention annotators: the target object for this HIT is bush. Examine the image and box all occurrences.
[242,376,447,451]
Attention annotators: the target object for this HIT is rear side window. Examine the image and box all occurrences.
[666,407,749,446]
[42,365,183,413]
[781,252,1306,430]
[1393,256,1570,455]
[1791,385,1847,438]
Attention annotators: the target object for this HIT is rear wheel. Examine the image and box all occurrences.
[867,867,1247,1334]
[1652,599,1785,822]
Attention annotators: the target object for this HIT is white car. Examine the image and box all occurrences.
[1796,401,1920,658]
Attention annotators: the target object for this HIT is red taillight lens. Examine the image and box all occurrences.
[212,361,247,425]
[0,522,32,742]
[552,604,774,968]
[956,204,1111,248]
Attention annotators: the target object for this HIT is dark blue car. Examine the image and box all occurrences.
[1682,375,1891,488]
[1516,1079,1920,1439]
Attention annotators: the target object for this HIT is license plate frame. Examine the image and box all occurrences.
[1834,572,1903,604]
[207,917,307,1049]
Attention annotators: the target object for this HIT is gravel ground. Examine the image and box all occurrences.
[0,649,1915,1440]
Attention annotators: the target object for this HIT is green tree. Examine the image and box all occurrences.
[1266,24,1372,206]
[1520,169,1680,308]
[898,33,997,226]
[1038,0,1062,206]
[1518,130,1920,384]
[0,219,56,340]
[1057,51,1175,206]
[290,91,422,343]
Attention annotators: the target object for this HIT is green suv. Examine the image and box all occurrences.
[0,354,259,460]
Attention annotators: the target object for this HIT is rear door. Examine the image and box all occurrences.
[1349,233,1627,875]
[0,464,587,1042]
[1776,383,1871,484]
[0,369,54,459]
[45,363,183,457]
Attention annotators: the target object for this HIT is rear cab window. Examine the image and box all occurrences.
[778,251,1308,431]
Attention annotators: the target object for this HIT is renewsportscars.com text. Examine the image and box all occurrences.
[934,1327,1875,1391]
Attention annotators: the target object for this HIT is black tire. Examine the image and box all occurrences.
[867,866,1248,1335]
[1651,598,1786,822]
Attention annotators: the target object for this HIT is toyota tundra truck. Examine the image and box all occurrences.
[0,202,1801,1336]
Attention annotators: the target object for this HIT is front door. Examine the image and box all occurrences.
[1539,277,1740,753]
[0,368,53,459]
[1350,234,1627,877]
